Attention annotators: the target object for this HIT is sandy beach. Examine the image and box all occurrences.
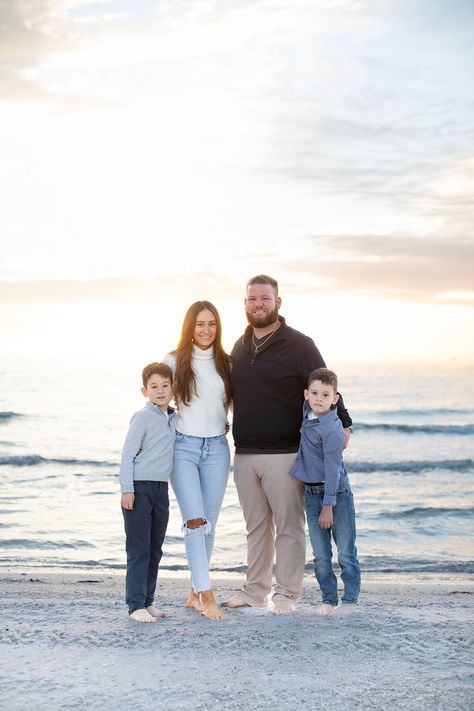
[0,571,472,710]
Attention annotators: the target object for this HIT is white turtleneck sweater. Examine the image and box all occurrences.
[163,345,228,437]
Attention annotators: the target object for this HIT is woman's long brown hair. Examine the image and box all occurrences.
[172,300,232,408]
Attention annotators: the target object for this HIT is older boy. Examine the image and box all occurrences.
[119,362,176,623]
[290,368,360,617]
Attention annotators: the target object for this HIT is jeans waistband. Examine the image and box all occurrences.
[176,431,226,440]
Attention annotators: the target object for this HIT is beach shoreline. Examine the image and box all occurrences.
[1,570,472,710]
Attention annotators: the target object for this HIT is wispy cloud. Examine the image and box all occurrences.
[0,272,243,303]
[277,232,474,302]
[1,0,473,309]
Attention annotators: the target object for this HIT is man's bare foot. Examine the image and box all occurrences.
[129,608,155,623]
[146,605,166,618]
[332,603,357,617]
[186,587,203,612]
[221,594,250,609]
[315,603,337,617]
[272,597,296,614]
[200,590,225,620]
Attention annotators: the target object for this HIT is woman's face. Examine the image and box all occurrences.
[193,309,217,350]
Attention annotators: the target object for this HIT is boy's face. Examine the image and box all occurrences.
[304,379,339,417]
[142,374,173,412]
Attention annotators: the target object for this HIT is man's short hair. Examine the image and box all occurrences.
[307,367,338,392]
[142,362,173,388]
[246,274,279,295]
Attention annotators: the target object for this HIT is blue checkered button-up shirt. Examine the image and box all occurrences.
[289,401,348,506]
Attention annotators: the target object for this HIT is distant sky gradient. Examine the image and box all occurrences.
[1,0,473,363]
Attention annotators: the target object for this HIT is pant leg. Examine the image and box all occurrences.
[145,481,170,607]
[233,453,275,606]
[260,453,306,601]
[122,481,153,614]
[304,485,338,605]
[332,482,361,604]
[199,435,230,568]
[171,434,213,592]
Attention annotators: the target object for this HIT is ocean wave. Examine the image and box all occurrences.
[357,423,474,435]
[0,538,94,549]
[380,506,474,519]
[0,557,472,575]
[0,411,24,421]
[372,408,473,417]
[352,556,474,574]
[350,458,473,473]
[0,455,116,468]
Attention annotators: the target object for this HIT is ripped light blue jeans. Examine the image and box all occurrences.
[171,432,230,592]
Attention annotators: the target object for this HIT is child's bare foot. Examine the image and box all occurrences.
[186,587,203,612]
[146,605,166,618]
[200,590,225,620]
[129,608,155,623]
[332,603,357,617]
[316,603,337,617]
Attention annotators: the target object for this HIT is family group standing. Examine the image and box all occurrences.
[119,274,361,622]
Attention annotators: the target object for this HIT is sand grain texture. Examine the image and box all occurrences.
[0,573,472,710]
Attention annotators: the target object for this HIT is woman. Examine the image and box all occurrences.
[164,301,232,620]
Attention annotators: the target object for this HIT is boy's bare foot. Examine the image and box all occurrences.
[200,590,225,620]
[315,603,337,617]
[186,587,203,612]
[146,605,166,618]
[221,594,250,609]
[129,608,155,623]
[272,598,296,614]
[332,603,357,617]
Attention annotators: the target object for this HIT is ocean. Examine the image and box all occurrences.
[1,355,473,576]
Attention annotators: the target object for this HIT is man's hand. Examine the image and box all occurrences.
[343,427,352,450]
[121,492,135,510]
[319,505,333,529]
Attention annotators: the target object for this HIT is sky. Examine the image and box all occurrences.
[1,0,473,365]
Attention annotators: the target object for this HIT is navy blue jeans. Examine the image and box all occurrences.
[304,480,361,605]
[122,480,169,614]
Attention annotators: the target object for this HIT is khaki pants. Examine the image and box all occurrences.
[233,452,305,606]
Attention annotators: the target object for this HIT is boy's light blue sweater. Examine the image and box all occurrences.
[119,402,176,493]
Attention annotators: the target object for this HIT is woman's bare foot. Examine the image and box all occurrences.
[186,587,203,612]
[129,608,155,623]
[146,605,166,618]
[200,590,225,620]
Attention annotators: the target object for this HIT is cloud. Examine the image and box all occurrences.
[276,233,474,302]
[0,0,69,99]
[0,272,243,304]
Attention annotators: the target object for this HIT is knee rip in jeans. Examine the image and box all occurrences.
[183,518,212,535]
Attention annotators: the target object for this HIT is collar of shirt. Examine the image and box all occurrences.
[145,402,175,418]
[304,402,338,425]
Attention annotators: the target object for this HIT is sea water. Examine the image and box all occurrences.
[0,355,473,575]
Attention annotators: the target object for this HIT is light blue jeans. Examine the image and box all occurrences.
[305,480,361,605]
[171,432,230,592]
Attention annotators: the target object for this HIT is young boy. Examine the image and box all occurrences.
[119,362,176,623]
[290,367,361,617]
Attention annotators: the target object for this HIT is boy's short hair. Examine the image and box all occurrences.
[307,367,338,392]
[247,274,279,295]
[142,362,173,388]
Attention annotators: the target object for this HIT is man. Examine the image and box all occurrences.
[223,275,352,613]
